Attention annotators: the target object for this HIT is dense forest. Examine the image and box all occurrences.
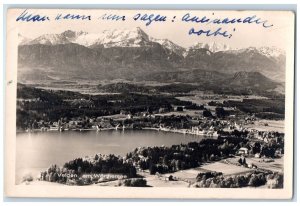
[222,99,285,119]
[194,171,283,188]
[128,136,249,174]
[97,82,285,97]
[16,83,195,129]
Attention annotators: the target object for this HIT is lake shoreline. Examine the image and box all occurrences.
[16,129,204,185]
[18,127,219,139]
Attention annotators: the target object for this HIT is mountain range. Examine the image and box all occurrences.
[18,27,286,89]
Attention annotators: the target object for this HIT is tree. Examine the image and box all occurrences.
[252,142,261,154]
[203,110,212,117]
[215,107,227,118]
[32,120,38,129]
[163,155,169,165]
[139,160,148,170]
[128,166,137,177]
[248,174,266,187]
[267,173,283,188]
[77,166,82,175]
[149,164,157,175]
[124,178,147,187]
[235,175,248,187]
[176,107,184,112]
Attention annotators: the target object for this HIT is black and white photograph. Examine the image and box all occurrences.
[4,8,295,199]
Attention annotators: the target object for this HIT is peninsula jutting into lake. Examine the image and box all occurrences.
[17,27,285,188]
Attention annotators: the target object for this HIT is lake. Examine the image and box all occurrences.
[16,129,203,184]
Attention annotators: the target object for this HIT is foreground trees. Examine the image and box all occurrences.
[194,171,283,188]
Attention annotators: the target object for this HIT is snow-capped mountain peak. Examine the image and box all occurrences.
[150,37,185,56]
[190,42,232,53]
[95,27,150,47]
[26,30,90,46]
[23,27,183,50]
[257,46,285,58]
[73,27,152,48]
[28,33,71,45]
[61,30,88,41]
[19,29,285,60]
[223,46,285,58]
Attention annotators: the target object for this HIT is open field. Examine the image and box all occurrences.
[176,94,268,106]
[137,171,190,187]
[199,162,253,175]
[244,120,285,133]
[225,157,283,173]
[138,161,255,187]
[155,110,201,117]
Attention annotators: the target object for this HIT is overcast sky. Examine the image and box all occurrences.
[8,9,294,50]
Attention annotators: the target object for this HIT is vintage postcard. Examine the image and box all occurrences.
[5,8,295,199]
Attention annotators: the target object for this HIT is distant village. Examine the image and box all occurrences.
[22,99,284,161]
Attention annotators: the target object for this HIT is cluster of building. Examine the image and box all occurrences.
[252,131,284,144]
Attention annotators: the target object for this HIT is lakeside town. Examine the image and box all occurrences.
[22,104,283,144]
[18,83,285,188]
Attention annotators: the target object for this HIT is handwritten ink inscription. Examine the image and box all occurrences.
[189,27,236,38]
[100,13,126,21]
[15,9,274,39]
[16,9,50,22]
[133,13,167,26]
[55,13,91,21]
[182,13,273,28]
